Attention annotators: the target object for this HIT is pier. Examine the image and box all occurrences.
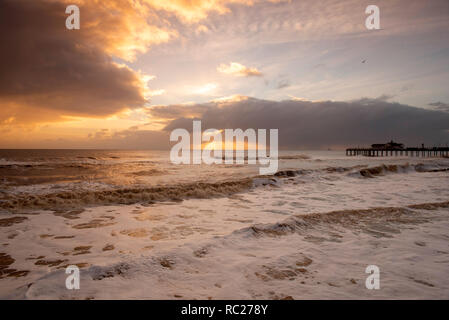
[346,140,449,157]
[346,147,449,157]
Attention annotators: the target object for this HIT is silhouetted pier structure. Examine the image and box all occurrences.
[346,141,449,157]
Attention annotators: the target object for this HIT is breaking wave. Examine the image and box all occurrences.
[1,160,447,212]
[236,201,449,239]
[358,163,413,177]
[0,179,254,212]
[354,163,449,178]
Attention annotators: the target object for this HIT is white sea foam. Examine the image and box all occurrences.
[0,150,448,299]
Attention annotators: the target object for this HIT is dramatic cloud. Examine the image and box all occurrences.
[0,0,175,125]
[72,0,175,62]
[1,0,448,148]
[157,97,449,149]
[217,62,263,77]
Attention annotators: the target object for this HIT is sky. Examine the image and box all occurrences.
[0,0,448,149]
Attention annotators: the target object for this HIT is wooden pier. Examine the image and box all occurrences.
[346,147,449,157]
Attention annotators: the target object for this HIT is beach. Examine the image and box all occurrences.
[1,150,448,299]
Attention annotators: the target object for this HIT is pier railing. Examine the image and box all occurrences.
[346,147,449,157]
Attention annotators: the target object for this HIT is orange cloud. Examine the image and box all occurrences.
[67,0,176,62]
[143,0,255,23]
[0,0,262,129]
[0,0,170,127]
[0,0,281,147]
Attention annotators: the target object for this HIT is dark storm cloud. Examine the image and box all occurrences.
[157,97,449,149]
[0,0,146,123]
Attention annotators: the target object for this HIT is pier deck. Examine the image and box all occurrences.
[346,147,449,157]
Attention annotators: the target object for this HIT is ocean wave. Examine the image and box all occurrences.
[274,169,305,177]
[1,160,447,212]
[14,200,449,300]
[272,163,427,178]
[358,163,413,177]
[235,201,449,239]
[278,154,310,160]
[353,163,449,178]
[219,153,310,161]
[0,179,254,212]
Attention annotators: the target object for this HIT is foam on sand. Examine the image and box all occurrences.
[6,200,449,300]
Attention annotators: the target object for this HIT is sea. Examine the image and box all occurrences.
[0,149,448,299]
